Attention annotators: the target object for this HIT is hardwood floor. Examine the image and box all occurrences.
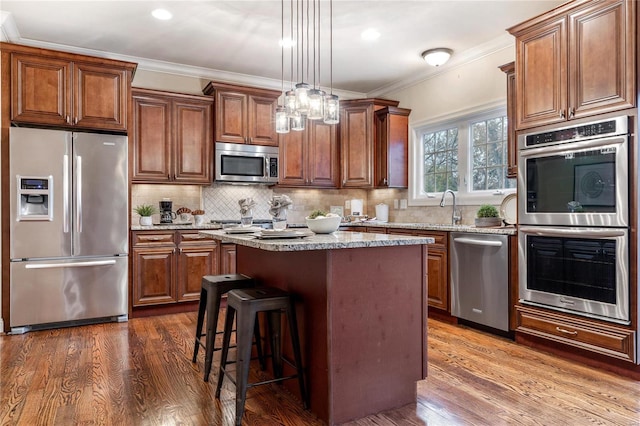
[1,313,639,425]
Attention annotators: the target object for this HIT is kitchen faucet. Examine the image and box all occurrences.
[440,190,461,225]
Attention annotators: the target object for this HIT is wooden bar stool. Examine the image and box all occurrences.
[215,287,308,426]
[192,274,265,382]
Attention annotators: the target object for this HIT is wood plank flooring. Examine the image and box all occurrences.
[1,312,639,425]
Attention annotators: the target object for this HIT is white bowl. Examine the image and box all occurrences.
[305,216,342,234]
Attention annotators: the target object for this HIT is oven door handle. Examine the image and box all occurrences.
[519,137,625,158]
[519,226,626,238]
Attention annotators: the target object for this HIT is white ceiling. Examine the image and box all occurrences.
[0,1,564,97]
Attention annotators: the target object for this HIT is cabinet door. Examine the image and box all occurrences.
[11,53,71,126]
[500,62,517,179]
[340,104,374,188]
[131,94,172,182]
[73,62,128,131]
[220,243,237,274]
[177,242,218,302]
[215,91,248,144]
[173,99,213,184]
[426,247,448,311]
[515,16,567,130]
[248,95,278,146]
[307,120,339,187]
[375,108,409,188]
[278,128,307,186]
[132,246,176,306]
[568,0,635,119]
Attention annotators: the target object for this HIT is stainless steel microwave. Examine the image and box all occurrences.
[215,142,278,184]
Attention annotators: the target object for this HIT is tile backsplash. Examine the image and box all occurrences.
[132,183,502,226]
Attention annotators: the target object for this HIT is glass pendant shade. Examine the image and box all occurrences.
[275,106,290,133]
[307,89,325,120]
[291,111,305,131]
[284,90,297,117]
[323,94,339,124]
[294,82,311,114]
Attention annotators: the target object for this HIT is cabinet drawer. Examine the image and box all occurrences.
[133,231,175,246]
[516,305,636,363]
[387,228,448,246]
[178,231,216,245]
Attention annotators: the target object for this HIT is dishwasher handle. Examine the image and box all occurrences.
[453,237,503,247]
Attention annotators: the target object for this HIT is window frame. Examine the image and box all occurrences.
[409,104,515,207]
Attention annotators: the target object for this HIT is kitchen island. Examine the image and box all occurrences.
[199,229,433,425]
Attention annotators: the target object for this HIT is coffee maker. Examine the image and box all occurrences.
[159,200,176,224]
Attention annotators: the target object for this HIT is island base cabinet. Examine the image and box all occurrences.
[236,244,427,425]
[516,305,636,363]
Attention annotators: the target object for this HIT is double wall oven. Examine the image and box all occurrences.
[518,115,630,324]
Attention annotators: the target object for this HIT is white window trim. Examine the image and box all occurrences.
[409,103,515,207]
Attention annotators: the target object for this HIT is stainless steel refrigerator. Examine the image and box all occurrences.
[9,127,128,333]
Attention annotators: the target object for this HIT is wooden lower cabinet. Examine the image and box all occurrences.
[516,305,636,363]
[132,230,218,307]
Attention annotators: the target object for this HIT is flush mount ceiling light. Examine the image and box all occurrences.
[151,9,172,20]
[421,48,453,67]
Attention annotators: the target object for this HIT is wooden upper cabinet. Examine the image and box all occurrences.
[203,81,280,146]
[173,99,213,183]
[499,62,517,179]
[374,106,411,188]
[340,98,401,188]
[8,44,135,132]
[568,0,635,118]
[509,0,635,130]
[279,119,338,188]
[131,88,213,184]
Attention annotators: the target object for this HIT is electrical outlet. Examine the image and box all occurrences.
[400,199,408,209]
[345,200,351,209]
[393,199,399,209]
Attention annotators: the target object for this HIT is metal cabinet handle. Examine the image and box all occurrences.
[560,110,565,119]
[569,107,575,118]
[383,177,388,186]
[66,116,71,124]
[555,326,578,336]
[74,117,78,125]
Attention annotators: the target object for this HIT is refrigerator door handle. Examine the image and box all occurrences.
[63,154,70,233]
[25,259,117,269]
[76,155,83,233]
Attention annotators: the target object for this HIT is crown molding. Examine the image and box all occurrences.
[368,33,515,98]
[0,11,19,42]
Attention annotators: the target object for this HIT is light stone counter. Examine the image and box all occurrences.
[198,229,434,252]
[132,221,516,235]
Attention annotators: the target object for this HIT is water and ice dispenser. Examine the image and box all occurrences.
[16,176,53,221]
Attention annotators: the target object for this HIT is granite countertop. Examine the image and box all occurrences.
[336,221,518,235]
[132,221,517,235]
[198,229,435,252]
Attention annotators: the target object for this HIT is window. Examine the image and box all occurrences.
[410,107,515,206]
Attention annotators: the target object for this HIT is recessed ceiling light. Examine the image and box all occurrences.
[152,9,172,20]
[361,28,380,41]
[279,38,296,48]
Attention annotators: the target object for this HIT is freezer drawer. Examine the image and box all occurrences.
[10,256,128,330]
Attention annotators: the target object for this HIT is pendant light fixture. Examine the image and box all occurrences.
[276,0,290,133]
[278,0,338,131]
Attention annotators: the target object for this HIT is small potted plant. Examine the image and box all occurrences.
[134,204,157,226]
[475,204,501,228]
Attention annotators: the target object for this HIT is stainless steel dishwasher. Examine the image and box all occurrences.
[450,232,509,331]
